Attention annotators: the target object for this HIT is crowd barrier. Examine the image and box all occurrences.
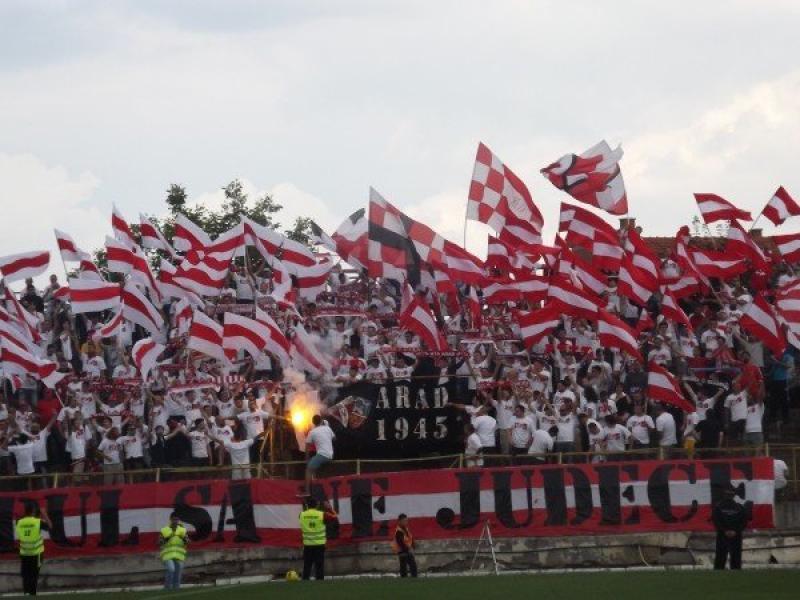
[0,444,796,497]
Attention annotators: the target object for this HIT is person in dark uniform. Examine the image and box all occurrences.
[392,513,418,578]
[712,487,750,570]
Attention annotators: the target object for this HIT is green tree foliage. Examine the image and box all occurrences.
[285,217,315,245]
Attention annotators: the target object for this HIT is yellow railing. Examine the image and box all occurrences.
[0,445,797,497]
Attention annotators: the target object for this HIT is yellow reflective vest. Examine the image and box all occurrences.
[16,516,44,557]
[299,508,326,546]
[159,525,188,562]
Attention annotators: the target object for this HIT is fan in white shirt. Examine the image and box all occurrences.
[654,405,678,447]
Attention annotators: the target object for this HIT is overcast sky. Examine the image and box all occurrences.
[2,0,800,273]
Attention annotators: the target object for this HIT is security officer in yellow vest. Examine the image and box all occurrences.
[15,503,51,596]
[299,498,337,580]
[159,512,189,590]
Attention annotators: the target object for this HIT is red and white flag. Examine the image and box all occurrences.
[243,216,316,271]
[97,310,124,338]
[443,241,485,286]
[0,314,41,356]
[546,276,601,320]
[105,237,162,302]
[666,274,703,300]
[0,250,50,283]
[0,339,66,389]
[542,141,627,215]
[139,214,179,259]
[121,282,164,337]
[295,258,333,301]
[659,288,692,331]
[173,298,193,336]
[54,229,89,263]
[617,255,656,307]
[623,228,660,289]
[497,211,543,250]
[223,312,271,361]
[636,309,655,334]
[112,203,138,248]
[187,310,226,363]
[726,221,769,269]
[647,362,694,412]
[467,142,543,233]
[399,296,446,350]
[674,227,710,288]
[255,306,291,366]
[694,193,752,224]
[78,258,104,281]
[173,213,213,253]
[173,249,233,298]
[290,323,333,376]
[762,186,800,226]
[555,238,608,296]
[320,209,367,270]
[131,337,165,381]
[157,259,203,306]
[3,288,41,343]
[689,248,748,280]
[597,310,642,360]
[67,278,121,314]
[486,235,514,273]
[516,304,561,348]
[772,232,800,264]
[740,295,787,357]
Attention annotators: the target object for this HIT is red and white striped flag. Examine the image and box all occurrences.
[243,216,316,271]
[443,241,485,287]
[617,255,656,307]
[623,228,660,289]
[173,298,193,336]
[558,202,620,247]
[467,142,543,233]
[105,237,162,302]
[597,309,642,360]
[497,211,543,250]
[0,250,50,283]
[659,288,692,331]
[0,315,41,356]
[112,203,138,248]
[647,362,694,412]
[139,214,178,259]
[689,248,748,280]
[173,249,233,298]
[223,311,271,361]
[97,310,124,338]
[187,310,226,363]
[636,309,655,334]
[131,337,165,381]
[295,258,333,301]
[666,274,703,300]
[67,278,121,314]
[726,221,769,269]
[3,288,41,343]
[516,304,561,348]
[255,306,291,366]
[546,276,601,320]
[54,229,89,263]
[290,323,333,376]
[555,238,608,296]
[740,295,786,357]
[0,339,66,389]
[486,235,514,273]
[121,282,164,337]
[173,213,213,253]
[772,232,800,264]
[78,258,104,281]
[399,296,446,350]
[694,193,752,224]
[157,259,203,306]
[761,186,800,226]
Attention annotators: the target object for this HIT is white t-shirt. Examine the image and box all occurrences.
[510,415,536,449]
[98,438,123,465]
[556,413,577,443]
[724,391,748,422]
[225,439,255,465]
[189,431,210,458]
[626,415,655,445]
[529,429,554,455]
[68,428,89,461]
[695,394,718,422]
[238,410,271,439]
[604,424,631,452]
[472,415,497,448]
[112,364,137,378]
[745,403,764,433]
[465,432,483,466]
[307,425,336,459]
[28,430,50,463]
[775,459,788,490]
[9,443,35,475]
[84,356,106,377]
[492,399,515,430]
[655,412,677,446]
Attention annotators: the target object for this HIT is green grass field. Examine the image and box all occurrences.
[20,570,800,600]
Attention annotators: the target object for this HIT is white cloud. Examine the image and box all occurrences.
[0,153,105,287]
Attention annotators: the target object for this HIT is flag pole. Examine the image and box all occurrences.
[748,209,765,234]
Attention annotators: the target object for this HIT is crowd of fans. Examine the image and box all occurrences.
[0,247,797,489]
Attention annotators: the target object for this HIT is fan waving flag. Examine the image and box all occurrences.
[467,142,543,233]
[647,362,694,412]
[0,251,50,283]
[740,295,787,357]
[399,296,446,350]
[542,141,627,215]
[597,310,642,360]
[131,337,165,381]
[762,186,800,226]
[694,193,752,224]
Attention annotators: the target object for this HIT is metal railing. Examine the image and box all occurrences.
[0,445,797,497]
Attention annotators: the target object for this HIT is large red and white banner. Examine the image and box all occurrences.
[0,459,774,558]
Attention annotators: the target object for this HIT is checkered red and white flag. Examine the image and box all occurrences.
[542,140,627,215]
[367,188,420,284]
[467,142,543,233]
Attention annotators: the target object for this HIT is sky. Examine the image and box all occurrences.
[2,0,800,278]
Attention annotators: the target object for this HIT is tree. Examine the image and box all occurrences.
[285,217,314,245]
